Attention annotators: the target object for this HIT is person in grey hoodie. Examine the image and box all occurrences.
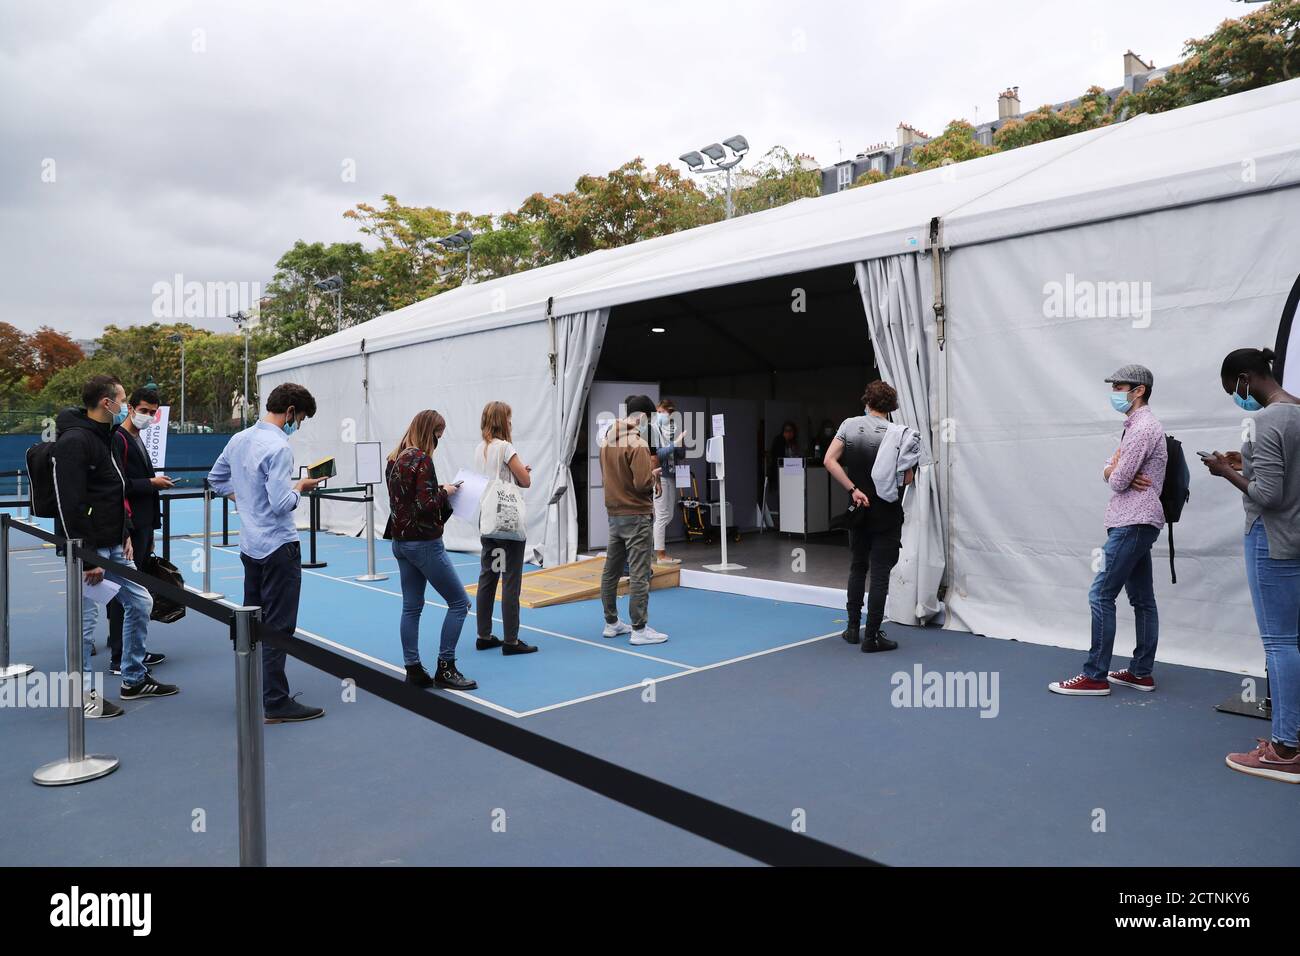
[1204,347,1300,784]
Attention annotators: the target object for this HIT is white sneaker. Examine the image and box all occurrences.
[629,626,668,645]
[602,620,633,639]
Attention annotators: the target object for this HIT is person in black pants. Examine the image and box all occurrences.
[107,386,174,675]
[824,380,913,652]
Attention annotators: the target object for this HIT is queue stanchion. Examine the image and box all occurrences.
[221,496,230,547]
[161,494,172,564]
[17,472,28,521]
[231,605,267,866]
[302,490,327,569]
[197,482,222,599]
[0,513,34,680]
[355,484,388,582]
[33,538,119,786]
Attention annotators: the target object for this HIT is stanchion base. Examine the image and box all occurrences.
[301,562,328,569]
[0,663,35,680]
[33,754,120,786]
[197,591,223,600]
[702,562,747,571]
[1215,696,1272,721]
[355,573,389,582]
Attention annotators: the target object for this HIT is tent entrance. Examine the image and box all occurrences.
[575,263,876,593]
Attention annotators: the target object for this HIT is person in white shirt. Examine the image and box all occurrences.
[651,398,683,565]
[472,401,538,656]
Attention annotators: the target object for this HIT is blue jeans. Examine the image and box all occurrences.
[1243,520,1300,748]
[392,538,470,664]
[81,544,153,686]
[1085,524,1160,680]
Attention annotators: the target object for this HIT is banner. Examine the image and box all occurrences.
[140,405,170,469]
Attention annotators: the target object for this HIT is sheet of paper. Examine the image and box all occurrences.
[674,464,691,489]
[447,468,489,525]
[781,457,804,473]
[83,578,122,605]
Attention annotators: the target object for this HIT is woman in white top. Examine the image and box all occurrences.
[652,398,683,564]
[472,401,538,656]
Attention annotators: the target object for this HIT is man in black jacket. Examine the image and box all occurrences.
[53,374,179,716]
[106,385,174,675]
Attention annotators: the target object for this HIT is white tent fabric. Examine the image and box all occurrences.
[941,184,1300,676]
[256,78,1300,675]
[855,255,945,627]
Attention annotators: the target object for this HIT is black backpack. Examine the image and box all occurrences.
[1159,435,1191,583]
[24,441,59,519]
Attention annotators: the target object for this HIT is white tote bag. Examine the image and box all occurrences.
[478,441,527,541]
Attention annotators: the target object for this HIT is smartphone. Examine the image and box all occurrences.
[1196,451,1213,459]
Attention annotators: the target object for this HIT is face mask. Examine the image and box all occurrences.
[1110,390,1133,414]
[282,409,299,436]
[1233,377,1263,412]
[656,412,669,426]
[132,411,153,429]
[110,401,128,426]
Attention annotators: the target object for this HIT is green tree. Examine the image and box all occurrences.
[258,240,386,354]
[0,322,35,394]
[995,86,1114,150]
[909,120,999,170]
[37,354,134,411]
[723,147,823,215]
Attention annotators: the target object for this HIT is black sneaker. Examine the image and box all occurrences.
[84,691,124,719]
[120,676,180,699]
[265,694,325,724]
[476,634,505,651]
[861,629,899,653]
[144,652,167,667]
[841,622,861,645]
[405,663,435,688]
[434,658,478,690]
[502,638,538,656]
[109,660,122,676]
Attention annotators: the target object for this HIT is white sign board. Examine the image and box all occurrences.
[781,457,804,473]
[355,441,384,486]
[711,413,725,437]
[675,464,691,489]
[139,405,170,469]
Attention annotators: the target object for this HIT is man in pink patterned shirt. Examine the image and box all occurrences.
[1051,364,1167,697]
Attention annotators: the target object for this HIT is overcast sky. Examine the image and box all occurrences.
[0,0,1241,339]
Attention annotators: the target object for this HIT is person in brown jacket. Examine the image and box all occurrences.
[598,394,668,645]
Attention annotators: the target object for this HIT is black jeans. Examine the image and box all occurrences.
[107,528,154,665]
[241,541,302,711]
[847,524,901,636]
[477,537,526,641]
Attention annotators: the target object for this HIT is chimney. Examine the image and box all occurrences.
[997,86,1020,120]
[1123,50,1154,78]
[896,122,928,147]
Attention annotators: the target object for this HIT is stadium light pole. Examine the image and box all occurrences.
[229,311,251,426]
[680,135,750,219]
[168,333,186,432]
[435,228,476,284]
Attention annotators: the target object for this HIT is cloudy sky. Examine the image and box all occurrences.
[1,0,1240,339]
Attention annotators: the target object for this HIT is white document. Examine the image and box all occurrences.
[83,578,121,605]
[711,413,725,437]
[447,468,489,525]
[674,464,691,489]
[782,457,804,473]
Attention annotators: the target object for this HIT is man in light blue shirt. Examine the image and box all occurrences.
[208,383,324,722]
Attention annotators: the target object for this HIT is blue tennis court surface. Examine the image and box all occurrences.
[7,498,844,717]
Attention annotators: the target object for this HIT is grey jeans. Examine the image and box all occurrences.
[602,513,653,629]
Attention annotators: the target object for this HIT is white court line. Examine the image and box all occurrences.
[204,546,691,668]
[512,630,843,718]
[190,584,523,720]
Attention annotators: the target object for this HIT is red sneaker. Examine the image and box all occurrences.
[1107,669,1155,692]
[1226,739,1300,784]
[1048,674,1111,696]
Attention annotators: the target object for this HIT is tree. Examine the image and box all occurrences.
[723,147,823,215]
[37,355,133,411]
[1123,0,1300,118]
[995,86,1114,150]
[342,199,462,314]
[909,120,999,170]
[258,240,387,354]
[26,327,84,394]
[0,322,35,393]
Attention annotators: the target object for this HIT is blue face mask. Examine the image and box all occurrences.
[1233,377,1263,412]
[282,409,299,436]
[110,401,128,426]
[1109,391,1133,414]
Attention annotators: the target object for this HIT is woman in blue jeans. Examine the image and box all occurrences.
[384,409,476,691]
[1204,347,1300,783]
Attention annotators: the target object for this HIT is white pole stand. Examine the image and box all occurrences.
[0,514,34,680]
[197,483,223,600]
[355,485,388,582]
[702,442,745,572]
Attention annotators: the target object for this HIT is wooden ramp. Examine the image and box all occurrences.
[465,556,680,609]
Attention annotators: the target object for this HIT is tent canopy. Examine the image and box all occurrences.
[260,78,1300,379]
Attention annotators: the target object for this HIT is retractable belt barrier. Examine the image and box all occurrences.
[0,512,877,868]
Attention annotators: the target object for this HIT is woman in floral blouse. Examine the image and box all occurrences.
[385,409,476,691]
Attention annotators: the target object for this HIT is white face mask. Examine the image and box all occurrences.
[131,411,154,429]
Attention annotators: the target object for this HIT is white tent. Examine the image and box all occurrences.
[260,77,1300,675]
